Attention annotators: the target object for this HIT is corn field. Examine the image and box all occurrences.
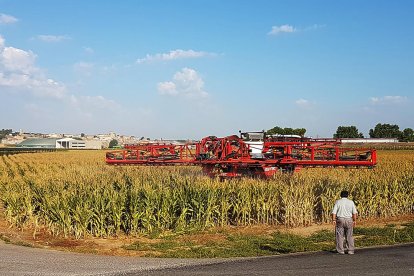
[0,150,413,238]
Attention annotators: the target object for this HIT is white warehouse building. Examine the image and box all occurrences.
[18,138,102,149]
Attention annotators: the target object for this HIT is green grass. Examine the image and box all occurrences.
[0,233,11,243]
[0,233,34,247]
[124,221,414,258]
[354,223,414,246]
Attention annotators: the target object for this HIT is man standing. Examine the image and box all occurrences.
[332,190,358,254]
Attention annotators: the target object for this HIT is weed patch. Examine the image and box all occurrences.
[123,222,414,258]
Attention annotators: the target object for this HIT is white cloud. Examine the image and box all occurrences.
[0,72,66,99]
[370,96,408,105]
[0,35,120,112]
[295,98,316,110]
[0,13,18,24]
[295,98,309,106]
[74,61,94,76]
[24,102,40,111]
[303,24,326,31]
[71,95,120,110]
[268,24,296,35]
[157,81,177,96]
[36,35,71,42]
[137,49,215,64]
[0,35,66,99]
[1,46,37,74]
[0,34,125,132]
[158,68,208,98]
[268,24,325,36]
[83,47,94,54]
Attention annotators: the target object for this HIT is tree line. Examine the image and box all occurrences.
[266,124,414,142]
[335,124,414,142]
[266,126,306,137]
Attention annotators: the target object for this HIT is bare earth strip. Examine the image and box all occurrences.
[1,213,413,256]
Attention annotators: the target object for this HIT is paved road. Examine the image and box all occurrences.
[138,244,414,276]
[1,240,413,276]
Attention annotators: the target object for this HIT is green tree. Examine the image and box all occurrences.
[369,123,401,138]
[267,126,306,137]
[267,126,284,135]
[333,126,364,138]
[400,128,414,142]
[292,128,307,136]
[0,129,12,140]
[109,139,119,148]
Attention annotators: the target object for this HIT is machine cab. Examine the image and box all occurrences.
[240,131,265,159]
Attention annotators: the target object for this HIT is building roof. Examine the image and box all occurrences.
[58,138,76,142]
[17,138,59,148]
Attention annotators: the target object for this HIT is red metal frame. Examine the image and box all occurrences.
[106,133,377,178]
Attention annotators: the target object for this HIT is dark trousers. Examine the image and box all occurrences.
[336,217,355,253]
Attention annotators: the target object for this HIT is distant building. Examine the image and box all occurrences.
[17,138,102,149]
[1,136,25,146]
[18,138,59,148]
[48,133,63,138]
[84,140,103,149]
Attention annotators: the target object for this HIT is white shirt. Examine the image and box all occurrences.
[332,198,357,219]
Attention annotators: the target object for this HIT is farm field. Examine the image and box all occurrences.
[0,149,413,256]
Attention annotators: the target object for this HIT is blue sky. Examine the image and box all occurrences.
[0,0,413,139]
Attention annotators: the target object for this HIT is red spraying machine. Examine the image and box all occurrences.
[105,131,377,178]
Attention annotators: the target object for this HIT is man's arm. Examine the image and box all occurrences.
[352,201,358,226]
[332,202,338,225]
